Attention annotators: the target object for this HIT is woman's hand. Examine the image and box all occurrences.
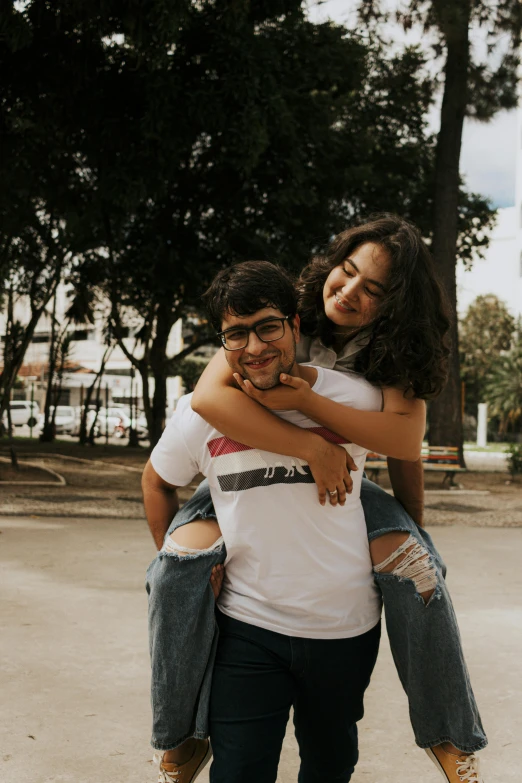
[232,371,357,505]
[305,438,357,507]
[232,372,312,411]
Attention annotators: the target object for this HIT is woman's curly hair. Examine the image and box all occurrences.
[297,214,451,399]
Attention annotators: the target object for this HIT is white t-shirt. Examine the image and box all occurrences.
[151,366,382,640]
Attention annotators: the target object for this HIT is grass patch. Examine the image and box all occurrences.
[0,436,149,468]
[0,462,59,483]
[464,443,511,453]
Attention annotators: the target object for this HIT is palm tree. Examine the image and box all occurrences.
[484,341,522,434]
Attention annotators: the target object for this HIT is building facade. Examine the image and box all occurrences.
[1,284,183,411]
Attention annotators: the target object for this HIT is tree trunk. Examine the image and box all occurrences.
[7,406,19,471]
[79,377,97,445]
[428,1,470,465]
[88,373,105,446]
[40,293,59,442]
[0,261,62,430]
[79,346,113,445]
[149,371,168,448]
[0,304,47,428]
[147,303,174,448]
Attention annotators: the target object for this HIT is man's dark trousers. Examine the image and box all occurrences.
[209,612,381,783]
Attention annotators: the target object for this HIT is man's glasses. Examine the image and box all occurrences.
[217,316,291,351]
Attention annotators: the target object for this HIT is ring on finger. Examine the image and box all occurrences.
[328,489,338,496]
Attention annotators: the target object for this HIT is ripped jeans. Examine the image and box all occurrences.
[146,477,487,754]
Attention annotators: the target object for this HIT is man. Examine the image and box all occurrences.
[143,261,383,783]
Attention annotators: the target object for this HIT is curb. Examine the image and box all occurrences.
[0,456,66,486]
[382,489,491,496]
[0,451,143,473]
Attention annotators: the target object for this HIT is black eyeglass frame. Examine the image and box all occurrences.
[216,315,291,351]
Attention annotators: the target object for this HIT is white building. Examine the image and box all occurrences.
[457,106,522,319]
[1,284,183,411]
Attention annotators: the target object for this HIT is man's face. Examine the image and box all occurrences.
[220,307,300,390]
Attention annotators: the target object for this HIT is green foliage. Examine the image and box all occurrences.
[0,0,500,441]
[460,295,516,413]
[505,443,522,479]
[484,334,522,433]
[173,359,207,393]
[358,0,521,453]
[360,0,522,119]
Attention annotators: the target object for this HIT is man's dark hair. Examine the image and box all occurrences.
[203,261,298,331]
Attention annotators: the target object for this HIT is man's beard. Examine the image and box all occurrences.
[241,348,296,390]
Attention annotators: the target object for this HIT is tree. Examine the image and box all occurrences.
[2,1,499,446]
[174,358,208,394]
[484,335,522,434]
[78,344,114,446]
[40,285,97,442]
[359,0,522,460]
[0,216,66,430]
[81,23,495,446]
[460,295,516,413]
[0,0,103,426]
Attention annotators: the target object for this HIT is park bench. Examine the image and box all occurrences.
[365,446,466,487]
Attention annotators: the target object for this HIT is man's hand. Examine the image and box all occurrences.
[232,372,312,411]
[305,438,357,507]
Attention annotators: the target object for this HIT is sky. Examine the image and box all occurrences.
[307,0,518,209]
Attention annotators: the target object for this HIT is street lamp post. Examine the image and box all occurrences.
[105,384,109,446]
[30,382,35,439]
[128,367,139,447]
[25,376,38,439]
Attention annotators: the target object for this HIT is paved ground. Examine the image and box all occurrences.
[1,513,521,783]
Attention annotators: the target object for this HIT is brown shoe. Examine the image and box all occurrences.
[156,739,212,782]
[426,745,483,782]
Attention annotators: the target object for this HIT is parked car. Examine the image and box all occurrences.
[1,400,40,427]
[135,412,149,440]
[36,405,76,435]
[52,405,77,434]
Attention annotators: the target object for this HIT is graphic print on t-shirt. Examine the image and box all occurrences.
[207,427,349,492]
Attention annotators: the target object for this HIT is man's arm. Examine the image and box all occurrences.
[386,457,424,527]
[142,459,180,549]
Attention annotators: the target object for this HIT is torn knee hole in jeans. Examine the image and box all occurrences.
[161,535,224,557]
[373,534,438,596]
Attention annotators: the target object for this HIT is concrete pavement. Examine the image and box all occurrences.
[1,515,521,782]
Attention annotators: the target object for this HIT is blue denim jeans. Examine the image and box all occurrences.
[146,477,487,754]
[209,612,380,782]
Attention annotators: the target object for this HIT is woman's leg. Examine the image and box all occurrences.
[166,517,225,599]
[146,479,225,759]
[360,477,487,759]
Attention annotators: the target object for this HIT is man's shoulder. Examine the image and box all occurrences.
[170,394,213,437]
[174,393,193,416]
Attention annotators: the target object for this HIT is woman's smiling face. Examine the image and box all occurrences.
[323,242,391,333]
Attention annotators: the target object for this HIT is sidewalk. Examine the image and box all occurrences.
[1,514,521,782]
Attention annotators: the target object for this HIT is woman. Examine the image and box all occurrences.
[148,214,486,783]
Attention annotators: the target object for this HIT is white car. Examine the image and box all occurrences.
[36,405,76,435]
[52,405,77,434]
[135,412,149,440]
[2,400,40,427]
